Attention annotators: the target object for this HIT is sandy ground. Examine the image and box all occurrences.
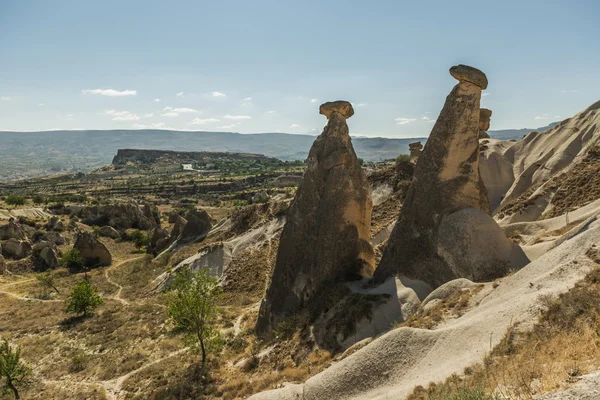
[0,207,51,219]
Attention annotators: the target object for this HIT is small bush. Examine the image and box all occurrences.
[60,248,85,270]
[396,154,412,164]
[69,352,89,372]
[65,279,103,317]
[32,195,46,205]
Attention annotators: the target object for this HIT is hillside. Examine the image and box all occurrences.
[0,130,424,182]
[0,124,553,183]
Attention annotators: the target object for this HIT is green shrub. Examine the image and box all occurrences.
[0,339,31,399]
[32,195,46,205]
[396,154,412,164]
[60,248,85,270]
[65,279,103,317]
[128,230,149,250]
[4,196,27,206]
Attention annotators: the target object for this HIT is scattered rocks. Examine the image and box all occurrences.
[74,232,112,267]
[45,216,64,232]
[78,203,158,230]
[375,65,505,288]
[256,100,374,336]
[97,225,121,239]
[0,219,28,241]
[32,241,59,269]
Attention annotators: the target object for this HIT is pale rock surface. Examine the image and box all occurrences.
[250,214,600,400]
[436,208,529,281]
[256,100,374,336]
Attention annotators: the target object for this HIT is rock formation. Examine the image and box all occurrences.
[2,238,32,260]
[32,241,59,269]
[97,225,121,239]
[0,219,28,241]
[409,141,423,160]
[0,254,5,274]
[178,209,213,243]
[479,108,492,139]
[374,65,526,288]
[256,100,374,336]
[149,226,170,254]
[74,232,112,267]
[45,216,64,232]
[78,204,158,230]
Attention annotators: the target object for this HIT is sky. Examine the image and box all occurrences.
[0,0,599,138]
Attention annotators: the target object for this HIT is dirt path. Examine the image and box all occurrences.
[101,347,189,400]
[103,256,146,306]
[0,290,62,302]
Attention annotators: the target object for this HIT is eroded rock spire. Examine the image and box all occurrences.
[256,100,374,336]
[374,65,526,287]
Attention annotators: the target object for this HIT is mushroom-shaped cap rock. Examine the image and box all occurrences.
[319,101,354,119]
[480,108,492,119]
[449,64,488,90]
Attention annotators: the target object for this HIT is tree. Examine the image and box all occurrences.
[165,268,222,368]
[32,195,46,205]
[35,272,60,294]
[129,230,149,250]
[60,248,85,270]
[4,196,26,206]
[65,280,103,317]
[0,339,31,399]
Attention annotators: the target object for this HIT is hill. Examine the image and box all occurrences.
[0,130,424,182]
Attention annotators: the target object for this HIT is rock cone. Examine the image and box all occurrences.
[256,100,374,337]
[74,232,112,267]
[374,66,525,288]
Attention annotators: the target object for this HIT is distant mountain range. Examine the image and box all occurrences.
[0,123,558,182]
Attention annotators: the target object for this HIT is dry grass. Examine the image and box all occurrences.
[408,254,600,400]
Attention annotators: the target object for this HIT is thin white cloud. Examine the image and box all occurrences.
[353,103,367,107]
[191,117,220,125]
[572,90,578,93]
[170,107,198,113]
[224,115,251,120]
[482,93,490,97]
[289,124,301,128]
[554,115,561,119]
[1,96,11,101]
[132,122,169,129]
[534,113,549,120]
[162,112,179,117]
[143,113,154,118]
[163,106,173,111]
[310,98,318,103]
[176,92,184,97]
[82,89,137,97]
[153,98,161,102]
[105,110,140,121]
[422,116,431,121]
[212,91,226,97]
[243,97,252,101]
[395,117,416,125]
[38,103,45,106]
[267,110,276,114]
[218,124,238,129]
[424,111,431,114]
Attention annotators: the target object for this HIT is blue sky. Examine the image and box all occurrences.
[0,0,598,137]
